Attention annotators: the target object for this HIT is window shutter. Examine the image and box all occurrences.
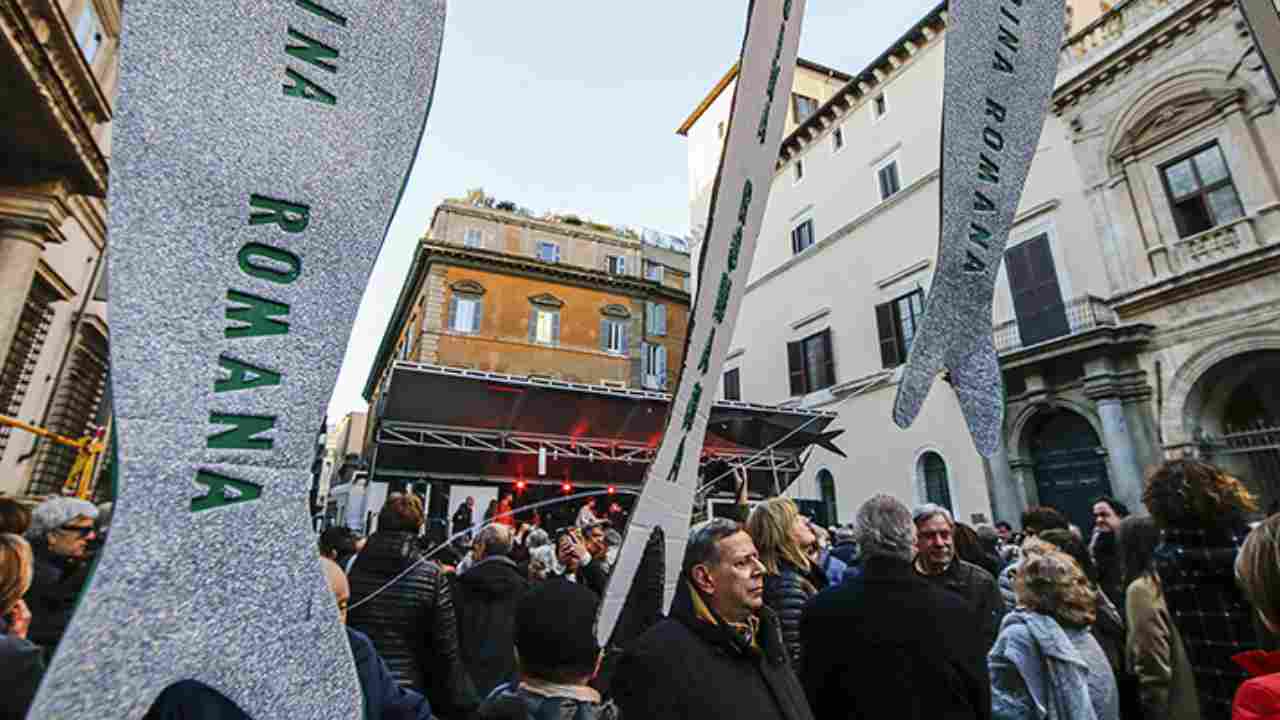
[620,323,628,355]
[875,302,900,368]
[641,342,651,379]
[552,311,560,345]
[472,300,482,333]
[656,346,667,388]
[656,305,667,336]
[600,318,610,351]
[787,341,806,396]
[820,330,836,388]
[448,296,458,332]
[529,308,538,343]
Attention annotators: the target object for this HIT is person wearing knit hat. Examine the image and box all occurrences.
[478,579,619,720]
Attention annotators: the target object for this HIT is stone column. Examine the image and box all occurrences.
[1008,456,1038,523]
[1096,396,1145,513]
[0,223,48,371]
[985,437,1027,525]
[0,184,71,371]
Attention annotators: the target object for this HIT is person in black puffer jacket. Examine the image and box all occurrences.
[348,494,479,719]
[456,523,529,698]
[746,498,825,670]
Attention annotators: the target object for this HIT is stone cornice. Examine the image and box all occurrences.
[3,0,111,196]
[435,202,642,252]
[1083,369,1153,402]
[997,323,1156,372]
[1112,241,1280,317]
[0,181,74,244]
[1052,0,1236,115]
[776,2,947,168]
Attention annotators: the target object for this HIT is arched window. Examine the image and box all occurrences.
[817,469,837,524]
[920,451,951,511]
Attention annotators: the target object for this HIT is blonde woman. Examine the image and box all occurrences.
[1,533,44,720]
[990,549,1120,720]
[746,497,821,668]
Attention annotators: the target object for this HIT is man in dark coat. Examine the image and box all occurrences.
[455,523,529,697]
[912,503,1006,650]
[24,497,99,659]
[1089,495,1129,609]
[452,496,475,540]
[348,494,478,718]
[611,519,814,720]
[802,495,990,719]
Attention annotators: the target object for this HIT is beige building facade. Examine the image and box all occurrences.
[682,0,1280,529]
[1,0,118,497]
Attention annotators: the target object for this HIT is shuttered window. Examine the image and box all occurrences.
[642,343,667,389]
[921,452,952,511]
[791,219,815,254]
[786,329,836,396]
[447,294,482,334]
[529,307,560,345]
[878,160,900,200]
[600,318,628,355]
[31,331,109,496]
[645,302,667,337]
[723,368,741,401]
[1005,234,1068,346]
[0,277,58,457]
[875,289,924,368]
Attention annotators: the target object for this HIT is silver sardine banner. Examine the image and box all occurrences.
[893,0,1065,456]
[598,0,806,645]
[30,0,446,717]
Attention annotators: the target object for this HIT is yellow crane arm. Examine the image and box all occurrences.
[0,415,106,499]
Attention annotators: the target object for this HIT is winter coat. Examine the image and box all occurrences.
[25,545,90,657]
[455,555,530,697]
[817,548,847,587]
[611,579,814,720]
[801,555,991,719]
[0,633,45,720]
[1231,650,1280,720]
[916,557,1007,650]
[1125,576,1201,720]
[348,529,479,717]
[143,629,430,720]
[1000,561,1019,611]
[1155,526,1259,720]
[478,681,620,720]
[762,559,824,669]
[989,610,1119,720]
[453,504,474,537]
[829,540,858,567]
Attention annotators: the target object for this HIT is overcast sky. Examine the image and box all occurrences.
[325,0,941,422]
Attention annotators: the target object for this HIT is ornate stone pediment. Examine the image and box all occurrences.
[1113,89,1238,160]
[449,279,485,295]
[528,292,564,308]
[601,303,631,318]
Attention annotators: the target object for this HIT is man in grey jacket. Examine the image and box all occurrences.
[912,504,1006,650]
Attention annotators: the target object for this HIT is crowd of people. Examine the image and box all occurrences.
[3,457,1280,718]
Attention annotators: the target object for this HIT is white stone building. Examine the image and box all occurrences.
[680,0,1280,530]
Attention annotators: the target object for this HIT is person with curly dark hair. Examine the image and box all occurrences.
[1144,458,1260,720]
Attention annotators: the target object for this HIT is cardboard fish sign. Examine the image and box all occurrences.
[893,0,1066,456]
[29,0,446,717]
[598,0,807,646]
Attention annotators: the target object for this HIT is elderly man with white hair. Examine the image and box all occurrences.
[24,497,98,655]
[912,502,1006,650]
[800,494,991,719]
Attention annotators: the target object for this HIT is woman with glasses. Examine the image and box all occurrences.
[1,533,44,720]
[23,497,98,658]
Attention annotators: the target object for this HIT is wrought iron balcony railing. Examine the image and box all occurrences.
[992,295,1118,353]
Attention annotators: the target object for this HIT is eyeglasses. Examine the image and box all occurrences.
[58,525,96,538]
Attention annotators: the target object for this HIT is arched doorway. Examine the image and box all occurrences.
[1028,409,1111,532]
[1190,350,1280,507]
[817,469,838,524]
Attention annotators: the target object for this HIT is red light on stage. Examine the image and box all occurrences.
[607,485,616,495]
[562,481,572,493]
[515,480,527,492]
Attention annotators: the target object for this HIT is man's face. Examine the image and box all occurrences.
[696,531,765,621]
[585,526,607,559]
[996,525,1011,542]
[467,497,474,508]
[1093,502,1121,533]
[915,515,955,572]
[48,515,96,559]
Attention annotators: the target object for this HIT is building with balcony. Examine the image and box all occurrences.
[1,0,117,498]
[680,0,1279,529]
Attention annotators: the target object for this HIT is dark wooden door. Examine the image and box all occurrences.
[1031,411,1112,533]
[1006,234,1070,346]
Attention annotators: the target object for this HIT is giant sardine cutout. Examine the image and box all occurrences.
[29,0,446,717]
[598,0,807,644]
[893,0,1066,456]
